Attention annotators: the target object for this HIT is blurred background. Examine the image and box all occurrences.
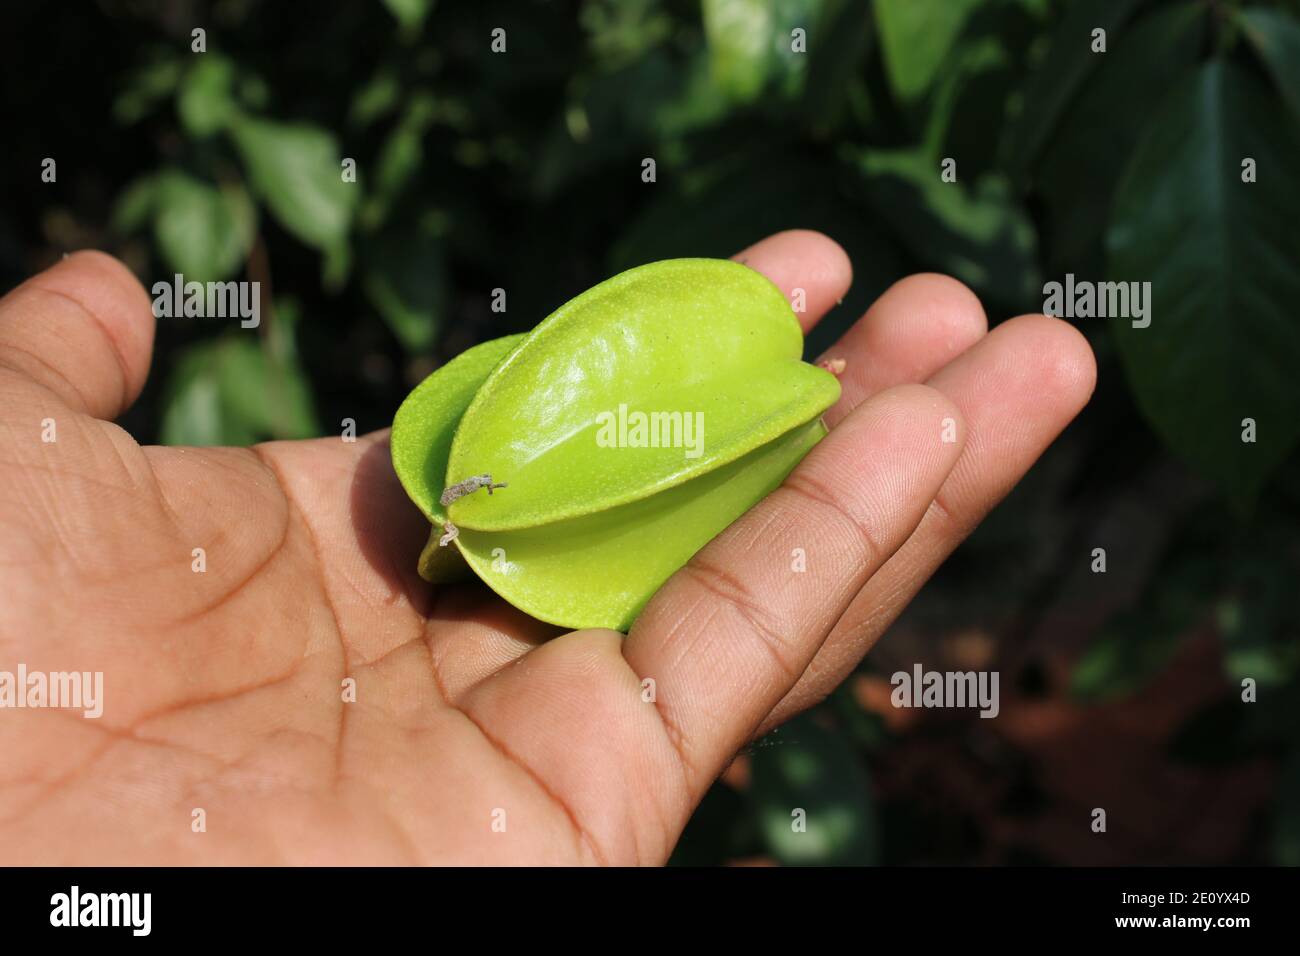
[3,0,1298,864]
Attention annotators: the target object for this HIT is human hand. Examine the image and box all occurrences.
[0,232,1094,864]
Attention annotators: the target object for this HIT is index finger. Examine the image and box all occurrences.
[731,229,852,333]
[623,383,966,798]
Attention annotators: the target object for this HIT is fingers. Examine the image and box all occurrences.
[732,230,853,333]
[623,383,966,798]
[758,315,1097,731]
[818,273,988,427]
[0,250,156,420]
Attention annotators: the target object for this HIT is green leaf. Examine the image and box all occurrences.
[702,0,777,102]
[113,58,182,125]
[218,343,318,441]
[237,74,270,110]
[1218,554,1300,688]
[230,115,358,250]
[853,147,1038,306]
[111,175,160,235]
[153,172,256,284]
[349,69,402,128]
[531,54,685,200]
[873,0,981,102]
[161,346,242,447]
[360,93,436,230]
[800,0,874,127]
[927,32,1017,182]
[581,0,675,70]
[161,310,319,447]
[162,337,319,447]
[177,54,237,137]
[321,239,352,291]
[382,0,432,32]
[1004,0,1146,175]
[1069,608,1185,701]
[1034,3,1205,271]
[1106,60,1300,505]
[749,714,877,865]
[1238,7,1300,123]
[1071,535,1222,702]
[363,223,446,352]
[699,0,822,104]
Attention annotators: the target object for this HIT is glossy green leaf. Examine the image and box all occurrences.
[1106,60,1300,505]
[230,115,357,250]
[446,259,839,531]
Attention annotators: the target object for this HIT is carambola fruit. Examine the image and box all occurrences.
[390,258,840,631]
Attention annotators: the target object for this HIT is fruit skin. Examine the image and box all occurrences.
[391,258,839,631]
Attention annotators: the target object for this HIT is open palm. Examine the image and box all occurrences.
[0,233,1094,864]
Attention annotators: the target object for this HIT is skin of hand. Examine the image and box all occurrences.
[0,233,1095,865]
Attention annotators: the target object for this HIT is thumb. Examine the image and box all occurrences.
[0,250,156,421]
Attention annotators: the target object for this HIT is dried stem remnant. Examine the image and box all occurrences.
[440,473,508,507]
[438,475,507,547]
